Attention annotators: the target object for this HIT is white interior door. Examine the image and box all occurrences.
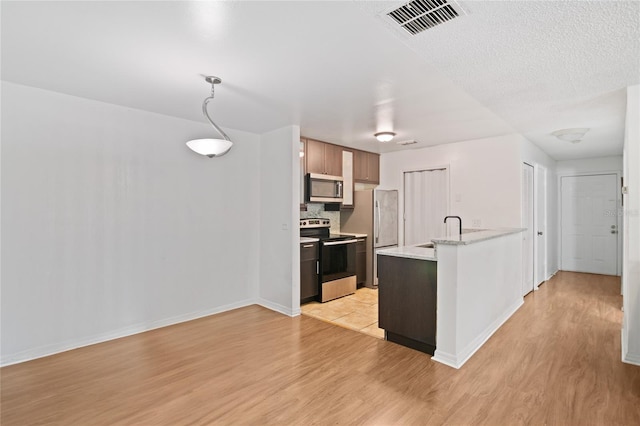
[522,164,534,296]
[535,165,547,285]
[561,174,618,275]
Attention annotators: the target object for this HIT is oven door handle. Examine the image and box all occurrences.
[323,239,358,246]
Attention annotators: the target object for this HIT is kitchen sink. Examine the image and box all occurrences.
[416,243,435,249]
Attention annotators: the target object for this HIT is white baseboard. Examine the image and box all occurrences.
[257,298,299,317]
[431,350,459,369]
[621,329,640,366]
[432,298,524,369]
[622,351,640,366]
[0,298,255,367]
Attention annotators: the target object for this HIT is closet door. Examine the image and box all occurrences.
[403,169,448,246]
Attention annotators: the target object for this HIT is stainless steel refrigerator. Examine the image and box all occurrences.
[340,189,398,287]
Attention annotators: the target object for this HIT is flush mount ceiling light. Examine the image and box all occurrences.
[186,76,233,158]
[551,128,590,144]
[375,131,396,143]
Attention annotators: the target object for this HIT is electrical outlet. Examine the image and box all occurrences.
[472,219,481,227]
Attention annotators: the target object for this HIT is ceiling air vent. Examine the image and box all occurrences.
[397,140,418,146]
[387,0,465,35]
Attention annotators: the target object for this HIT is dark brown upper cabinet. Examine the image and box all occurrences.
[354,150,380,184]
[306,139,343,177]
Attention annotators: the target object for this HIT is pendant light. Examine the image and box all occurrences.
[186,76,233,157]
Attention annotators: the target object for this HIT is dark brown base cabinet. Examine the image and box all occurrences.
[377,255,437,355]
[300,242,319,303]
[356,238,366,287]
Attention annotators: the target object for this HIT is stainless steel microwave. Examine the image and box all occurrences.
[306,173,344,203]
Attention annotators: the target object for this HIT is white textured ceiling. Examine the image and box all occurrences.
[2,1,639,159]
[365,0,640,159]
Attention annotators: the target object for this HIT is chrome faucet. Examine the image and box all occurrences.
[444,216,462,237]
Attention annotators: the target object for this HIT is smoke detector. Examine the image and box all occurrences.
[386,0,466,36]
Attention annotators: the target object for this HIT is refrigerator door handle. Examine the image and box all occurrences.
[375,200,380,244]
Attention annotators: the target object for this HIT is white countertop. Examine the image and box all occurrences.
[300,237,319,244]
[377,244,437,261]
[431,228,525,245]
[377,228,525,260]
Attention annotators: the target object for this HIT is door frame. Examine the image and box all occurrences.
[534,164,547,287]
[557,171,623,275]
[522,162,535,295]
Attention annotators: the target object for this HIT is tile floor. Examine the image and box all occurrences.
[301,287,385,339]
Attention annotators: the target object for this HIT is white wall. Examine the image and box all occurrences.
[622,85,640,365]
[258,125,300,316]
[556,156,623,174]
[380,134,523,246]
[0,82,262,365]
[433,232,523,368]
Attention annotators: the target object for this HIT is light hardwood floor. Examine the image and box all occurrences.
[2,271,639,425]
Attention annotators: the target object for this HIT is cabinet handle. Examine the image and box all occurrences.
[316,260,319,275]
[375,200,380,244]
[302,244,314,248]
[323,239,357,246]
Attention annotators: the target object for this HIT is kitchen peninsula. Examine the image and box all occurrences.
[377,228,524,369]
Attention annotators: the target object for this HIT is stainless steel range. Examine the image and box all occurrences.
[300,218,357,302]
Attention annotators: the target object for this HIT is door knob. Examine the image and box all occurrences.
[537,231,543,236]
[611,230,618,234]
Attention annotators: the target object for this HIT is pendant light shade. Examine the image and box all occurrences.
[186,76,233,158]
[186,138,233,157]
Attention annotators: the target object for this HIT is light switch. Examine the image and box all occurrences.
[455,193,462,202]
[281,223,288,230]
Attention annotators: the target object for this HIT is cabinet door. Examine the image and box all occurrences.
[353,150,368,182]
[306,139,325,175]
[342,150,354,207]
[300,243,319,300]
[378,255,437,347]
[301,260,318,299]
[300,138,307,207]
[324,144,343,176]
[367,152,380,183]
[356,239,366,285]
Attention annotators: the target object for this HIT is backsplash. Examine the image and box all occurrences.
[301,203,340,234]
